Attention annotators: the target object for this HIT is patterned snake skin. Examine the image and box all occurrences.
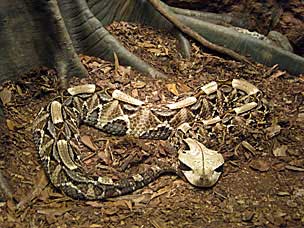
[33,79,268,200]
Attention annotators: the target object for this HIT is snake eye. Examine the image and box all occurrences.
[179,161,192,171]
[214,164,224,173]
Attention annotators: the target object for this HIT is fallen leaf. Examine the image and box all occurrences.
[242,211,255,222]
[81,135,97,151]
[86,201,104,208]
[277,191,290,196]
[131,89,139,98]
[89,225,103,228]
[16,85,23,96]
[178,83,191,93]
[266,124,281,138]
[166,83,179,96]
[147,48,162,56]
[273,145,288,157]
[101,66,112,74]
[131,81,146,89]
[103,207,119,216]
[296,113,304,122]
[150,186,171,201]
[270,70,286,80]
[285,165,304,172]
[37,207,72,216]
[6,119,16,131]
[0,88,12,105]
[150,217,168,228]
[250,159,270,172]
[138,41,155,48]
[89,61,101,68]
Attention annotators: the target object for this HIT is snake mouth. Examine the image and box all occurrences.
[178,161,192,171]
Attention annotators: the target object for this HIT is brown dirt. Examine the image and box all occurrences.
[0,16,304,228]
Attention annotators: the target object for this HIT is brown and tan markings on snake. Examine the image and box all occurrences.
[33,79,269,200]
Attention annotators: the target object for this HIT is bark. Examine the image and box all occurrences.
[0,0,87,83]
[178,15,304,74]
[147,0,252,64]
[58,0,165,79]
[86,0,304,74]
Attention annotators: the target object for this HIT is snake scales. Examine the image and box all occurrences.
[33,79,269,200]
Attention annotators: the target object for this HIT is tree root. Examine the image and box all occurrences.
[59,0,166,79]
[47,0,88,88]
[84,0,304,75]
[147,0,252,65]
[177,15,304,75]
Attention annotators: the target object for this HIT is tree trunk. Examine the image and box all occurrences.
[0,0,87,83]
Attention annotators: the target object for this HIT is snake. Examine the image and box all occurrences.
[33,79,269,200]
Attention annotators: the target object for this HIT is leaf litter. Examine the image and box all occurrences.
[0,19,303,228]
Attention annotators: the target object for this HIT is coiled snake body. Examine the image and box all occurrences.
[33,79,268,200]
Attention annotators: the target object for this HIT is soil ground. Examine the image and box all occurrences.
[0,3,304,228]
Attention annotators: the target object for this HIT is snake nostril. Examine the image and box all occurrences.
[214,164,224,173]
[179,161,192,171]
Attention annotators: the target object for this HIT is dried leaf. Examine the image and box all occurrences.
[150,218,168,228]
[166,83,179,96]
[147,48,162,56]
[277,191,290,196]
[101,66,112,74]
[270,70,286,80]
[285,165,304,172]
[16,85,23,96]
[150,186,171,201]
[89,61,101,68]
[250,159,270,172]
[131,81,146,89]
[131,89,139,98]
[86,201,104,208]
[89,225,103,228]
[241,141,256,155]
[266,124,281,138]
[178,83,191,93]
[37,207,72,216]
[296,113,304,122]
[103,207,119,215]
[81,135,97,151]
[273,145,288,157]
[6,119,16,131]
[0,88,12,105]
[138,41,155,48]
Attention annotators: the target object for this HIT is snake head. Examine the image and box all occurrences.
[178,138,224,187]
